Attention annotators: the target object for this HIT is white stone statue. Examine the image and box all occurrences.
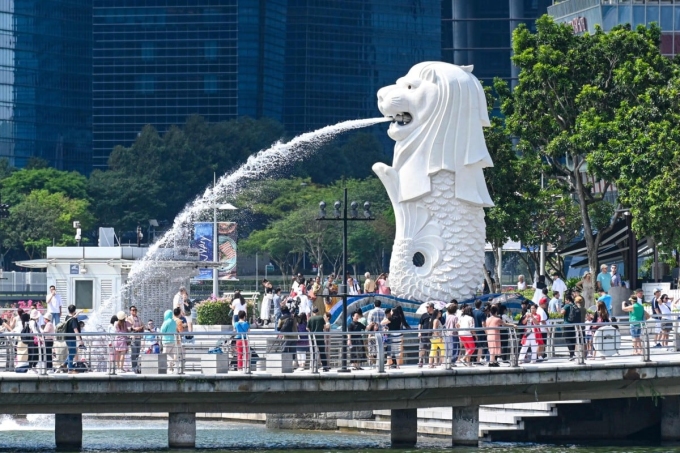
[373,62,494,301]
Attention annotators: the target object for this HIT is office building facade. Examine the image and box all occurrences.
[549,0,679,57]
[93,0,287,168]
[0,0,92,172]
[93,1,441,165]
[283,0,441,137]
[442,0,552,87]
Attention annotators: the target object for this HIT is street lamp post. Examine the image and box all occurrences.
[211,173,237,299]
[317,188,374,372]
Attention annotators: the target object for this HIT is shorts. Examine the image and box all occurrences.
[630,325,641,339]
[420,335,432,352]
[459,336,476,355]
[662,323,673,332]
[476,333,487,350]
[429,338,444,356]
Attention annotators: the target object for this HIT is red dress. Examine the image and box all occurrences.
[522,313,544,346]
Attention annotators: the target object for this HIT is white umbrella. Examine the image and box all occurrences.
[415,300,447,315]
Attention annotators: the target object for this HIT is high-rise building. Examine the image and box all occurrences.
[0,0,92,172]
[442,0,552,87]
[93,1,441,166]
[283,0,441,138]
[548,0,679,58]
[93,1,287,169]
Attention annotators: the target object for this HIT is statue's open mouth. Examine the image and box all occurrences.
[390,113,412,126]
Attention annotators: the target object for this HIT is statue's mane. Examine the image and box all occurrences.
[394,62,494,206]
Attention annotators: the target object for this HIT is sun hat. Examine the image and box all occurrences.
[44,313,52,322]
[30,309,40,320]
[116,310,126,320]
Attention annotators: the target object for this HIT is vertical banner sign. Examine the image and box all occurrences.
[193,222,213,280]
[218,222,238,280]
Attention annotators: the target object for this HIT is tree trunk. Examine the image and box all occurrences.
[482,263,496,294]
[573,161,599,274]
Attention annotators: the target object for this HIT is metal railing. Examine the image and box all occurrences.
[0,317,678,376]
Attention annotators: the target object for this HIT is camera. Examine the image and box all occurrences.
[286,296,301,316]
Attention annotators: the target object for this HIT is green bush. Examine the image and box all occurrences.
[196,300,232,325]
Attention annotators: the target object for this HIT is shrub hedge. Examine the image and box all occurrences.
[196,299,232,325]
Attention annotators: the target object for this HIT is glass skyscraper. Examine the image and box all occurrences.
[93,1,441,164]
[283,0,441,137]
[0,0,92,172]
[549,0,680,58]
[442,0,552,87]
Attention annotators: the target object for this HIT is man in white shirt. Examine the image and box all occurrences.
[550,272,567,300]
[172,286,187,310]
[46,285,63,324]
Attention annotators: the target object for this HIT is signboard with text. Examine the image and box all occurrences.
[193,222,238,280]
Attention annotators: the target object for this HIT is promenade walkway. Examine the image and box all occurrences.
[2,321,680,448]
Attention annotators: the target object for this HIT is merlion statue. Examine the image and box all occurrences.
[373,62,493,301]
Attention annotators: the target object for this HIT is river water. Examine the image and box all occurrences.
[0,416,677,453]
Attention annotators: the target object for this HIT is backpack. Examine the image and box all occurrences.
[280,316,294,333]
[19,323,34,345]
[567,304,581,324]
[56,315,74,341]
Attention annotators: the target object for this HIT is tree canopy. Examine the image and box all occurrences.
[502,16,675,273]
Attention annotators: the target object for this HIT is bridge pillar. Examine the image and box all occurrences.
[55,413,82,450]
[168,412,196,448]
[452,406,479,446]
[390,408,417,448]
[662,395,680,442]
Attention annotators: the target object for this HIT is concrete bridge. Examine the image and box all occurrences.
[4,359,680,448]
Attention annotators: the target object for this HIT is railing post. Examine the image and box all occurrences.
[674,314,680,353]
[177,334,185,375]
[310,335,318,374]
[375,332,385,373]
[576,325,586,365]
[643,322,652,362]
[109,332,116,375]
[510,327,519,367]
[547,322,555,359]
[39,334,47,376]
[445,329,451,370]
[244,334,251,375]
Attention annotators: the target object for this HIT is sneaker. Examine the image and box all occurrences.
[569,357,576,361]
[322,367,331,372]
[654,343,662,348]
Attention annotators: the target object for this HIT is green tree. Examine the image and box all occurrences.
[483,86,543,287]
[503,17,673,273]
[3,190,94,258]
[87,169,166,232]
[1,167,89,205]
[589,76,680,252]
[102,116,285,224]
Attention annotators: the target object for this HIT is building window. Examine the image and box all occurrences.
[136,75,155,94]
[141,42,154,60]
[74,280,93,310]
[204,75,218,94]
[204,41,218,60]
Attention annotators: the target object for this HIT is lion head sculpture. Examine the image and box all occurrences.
[377,62,494,207]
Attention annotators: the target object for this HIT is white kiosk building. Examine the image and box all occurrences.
[17,245,205,327]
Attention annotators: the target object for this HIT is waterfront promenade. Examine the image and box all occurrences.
[3,323,680,448]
